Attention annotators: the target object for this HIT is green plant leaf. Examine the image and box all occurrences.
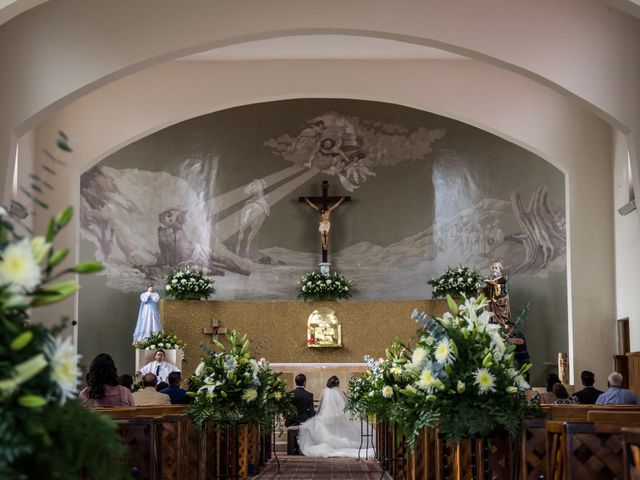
[72,261,104,274]
[45,218,57,243]
[446,295,459,316]
[48,248,69,268]
[31,281,79,306]
[55,207,73,229]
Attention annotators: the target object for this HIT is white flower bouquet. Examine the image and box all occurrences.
[394,296,531,442]
[187,331,293,429]
[0,205,126,478]
[427,264,481,299]
[136,331,186,352]
[164,266,215,300]
[297,270,353,301]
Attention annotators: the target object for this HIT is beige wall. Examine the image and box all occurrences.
[614,130,640,351]
[30,57,616,386]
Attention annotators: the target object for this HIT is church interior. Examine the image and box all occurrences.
[2,1,640,478]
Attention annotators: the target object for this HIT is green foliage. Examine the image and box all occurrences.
[164,266,215,300]
[0,207,126,478]
[187,331,294,432]
[348,296,532,447]
[427,264,482,299]
[297,270,353,301]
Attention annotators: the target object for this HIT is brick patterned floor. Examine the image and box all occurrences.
[254,455,387,479]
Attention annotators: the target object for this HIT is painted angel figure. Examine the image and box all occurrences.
[132,284,162,344]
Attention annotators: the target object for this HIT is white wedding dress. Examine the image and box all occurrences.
[297,387,375,458]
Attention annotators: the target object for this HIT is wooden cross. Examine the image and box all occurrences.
[299,180,351,263]
[203,318,228,343]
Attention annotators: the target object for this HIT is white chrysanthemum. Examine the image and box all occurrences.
[391,366,403,377]
[409,347,428,371]
[274,391,282,400]
[434,338,455,365]
[382,385,394,398]
[417,368,438,392]
[0,238,41,292]
[242,388,258,402]
[46,336,81,404]
[474,368,496,393]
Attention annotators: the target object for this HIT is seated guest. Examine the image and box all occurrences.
[552,383,579,404]
[285,373,315,427]
[155,381,169,392]
[160,371,192,404]
[133,373,171,406]
[119,374,134,391]
[80,353,134,407]
[137,349,180,384]
[595,372,640,405]
[539,373,561,404]
[574,370,604,404]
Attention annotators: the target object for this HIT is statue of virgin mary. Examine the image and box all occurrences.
[132,284,162,344]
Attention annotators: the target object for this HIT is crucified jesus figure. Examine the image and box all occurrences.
[304,196,346,251]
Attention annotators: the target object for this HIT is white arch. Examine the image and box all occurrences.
[32,57,612,385]
[1,1,639,202]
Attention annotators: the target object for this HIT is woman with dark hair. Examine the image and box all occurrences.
[79,353,135,407]
[539,373,561,404]
[297,375,374,458]
[552,383,579,404]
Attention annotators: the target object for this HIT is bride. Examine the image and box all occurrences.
[297,376,375,458]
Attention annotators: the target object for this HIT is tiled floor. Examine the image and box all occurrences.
[254,455,387,479]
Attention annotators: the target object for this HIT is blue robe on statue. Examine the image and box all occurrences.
[133,290,162,343]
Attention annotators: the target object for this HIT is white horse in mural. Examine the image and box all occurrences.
[235,178,270,258]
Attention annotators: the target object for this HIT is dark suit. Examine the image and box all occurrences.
[574,386,604,404]
[285,386,315,427]
[160,385,192,404]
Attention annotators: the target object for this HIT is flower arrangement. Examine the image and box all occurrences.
[427,264,481,299]
[346,351,411,420]
[164,266,215,300]
[187,331,294,431]
[348,296,531,445]
[136,331,186,351]
[0,206,126,479]
[297,270,353,301]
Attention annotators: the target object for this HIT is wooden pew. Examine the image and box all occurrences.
[622,427,640,480]
[547,411,640,480]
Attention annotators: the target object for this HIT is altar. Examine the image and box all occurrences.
[160,299,448,384]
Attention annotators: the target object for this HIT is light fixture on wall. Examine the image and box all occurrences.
[618,199,636,216]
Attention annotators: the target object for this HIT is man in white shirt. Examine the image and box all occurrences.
[137,349,180,384]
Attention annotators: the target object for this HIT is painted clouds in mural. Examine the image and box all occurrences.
[80,101,565,299]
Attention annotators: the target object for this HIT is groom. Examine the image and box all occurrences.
[285,373,316,427]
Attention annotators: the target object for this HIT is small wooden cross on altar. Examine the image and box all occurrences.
[299,180,351,264]
[203,318,228,343]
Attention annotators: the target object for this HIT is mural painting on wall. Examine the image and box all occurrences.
[79,100,566,300]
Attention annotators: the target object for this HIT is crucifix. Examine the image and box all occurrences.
[299,180,351,267]
[203,318,228,343]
